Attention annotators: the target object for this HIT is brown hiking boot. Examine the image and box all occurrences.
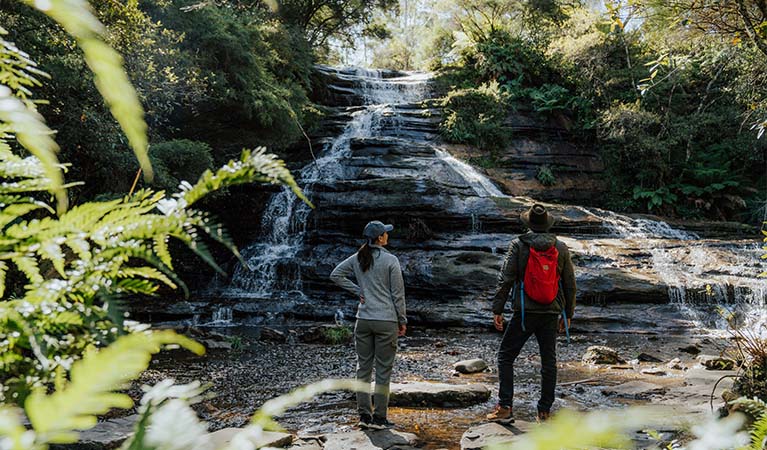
[486,404,514,424]
[536,410,551,423]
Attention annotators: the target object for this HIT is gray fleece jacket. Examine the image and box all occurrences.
[330,245,407,324]
[492,232,577,319]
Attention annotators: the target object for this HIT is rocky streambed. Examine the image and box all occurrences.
[71,304,741,450]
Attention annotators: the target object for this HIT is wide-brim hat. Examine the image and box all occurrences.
[520,204,555,233]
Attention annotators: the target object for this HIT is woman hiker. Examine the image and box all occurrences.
[330,220,407,430]
[487,204,576,423]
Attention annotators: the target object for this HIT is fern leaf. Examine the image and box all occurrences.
[12,255,42,285]
[180,147,311,209]
[751,412,767,450]
[153,235,172,269]
[0,261,7,298]
[117,267,176,289]
[24,330,203,443]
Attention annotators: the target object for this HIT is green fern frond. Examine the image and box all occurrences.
[751,412,767,450]
[180,147,312,209]
[153,235,172,269]
[24,330,204,444]
[117,267,176,289]
[0,261,7,297]
[11,255,42,285]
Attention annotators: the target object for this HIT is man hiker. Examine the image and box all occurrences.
[330,220,407,430]
[487,204,576,423]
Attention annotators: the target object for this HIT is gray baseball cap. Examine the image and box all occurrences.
[363,220,393,239]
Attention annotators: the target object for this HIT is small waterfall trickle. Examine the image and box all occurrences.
[578,205,766,335]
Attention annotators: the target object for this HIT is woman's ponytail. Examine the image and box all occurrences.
[357,241,374,272]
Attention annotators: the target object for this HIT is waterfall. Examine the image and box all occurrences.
[222,70,431,300]
[578,205,766,335]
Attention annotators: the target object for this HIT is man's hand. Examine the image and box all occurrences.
[558,317,571,333]
[359,295,365,304]
[493,314,504,331]
[398,324,407,337]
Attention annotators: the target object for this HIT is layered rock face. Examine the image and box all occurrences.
[197,66,763,329]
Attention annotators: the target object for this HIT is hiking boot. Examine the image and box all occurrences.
[536,410,551,423]
[486,404,514,424]
[358,413,372,429]
[368,416,395,430]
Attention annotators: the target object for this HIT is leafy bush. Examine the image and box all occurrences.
[150,139,214,192]
[320,325,353,345]
[536,165,556,186]
[439,81,511,150]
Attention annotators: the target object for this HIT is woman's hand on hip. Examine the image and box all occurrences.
[398,324,407,337]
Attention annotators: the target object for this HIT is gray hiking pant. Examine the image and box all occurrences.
[355,319,398,419]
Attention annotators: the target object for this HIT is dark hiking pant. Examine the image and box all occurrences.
[355,319,398,419]
[497,313,558,413]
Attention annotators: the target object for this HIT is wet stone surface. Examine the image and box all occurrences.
[126,320,734,450]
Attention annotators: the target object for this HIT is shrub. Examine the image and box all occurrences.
[150,139,215,192]
[439,81,511,150]
[537,165,557,186]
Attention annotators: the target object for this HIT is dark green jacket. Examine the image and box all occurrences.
[491,232,576,318]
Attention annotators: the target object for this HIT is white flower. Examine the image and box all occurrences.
[686,413,749,450]
[140,379,206,407]
[226,425,266,450]
[144,399,211,450]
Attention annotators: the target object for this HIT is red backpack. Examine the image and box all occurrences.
[522,244,560,304]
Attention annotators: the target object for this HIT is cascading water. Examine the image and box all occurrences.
[579,205,766,335]
[222,71,433,300]
[213,64,764,339]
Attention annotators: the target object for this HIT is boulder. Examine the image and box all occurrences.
[208,428,293,448]
[666,358,685,370]
[697,355,736,371]
[49,415,137,450]
[288,438,324,450]
[461,422,533,450]
[322,429,419,450]
[388,382,491,407]
[679,345,701,355]
[641,367,667,376]
[602,381,667,399]
[454,359,489,374]
[582,346,626,365]
[260,327,287,343]
[637,353,663,363]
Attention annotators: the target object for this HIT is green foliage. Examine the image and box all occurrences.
[536,165,556,186]
[320,325,352,345]
[25,331,203,444]
[150,140,214,192]
[440,81,511,150]
[633,186,678,212]
[0,3,309,405]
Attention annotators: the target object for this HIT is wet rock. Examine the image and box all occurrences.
[602,381,667,399]
[460,422,533,450]
[322,429,419,450]
[582,346,626,365]
[679,345,701,355]
[454,359,488,374]
[697,355,736,370]
[260,327,287,343]
[202,339,232,350]
[389,382,490,407]
[49,415,137,450]
[207,428,293,448]
[641,367,667,376]
[637,353,663,363]
[299,325,352,345]
[288,438,324,450]
[666,358,685,370]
